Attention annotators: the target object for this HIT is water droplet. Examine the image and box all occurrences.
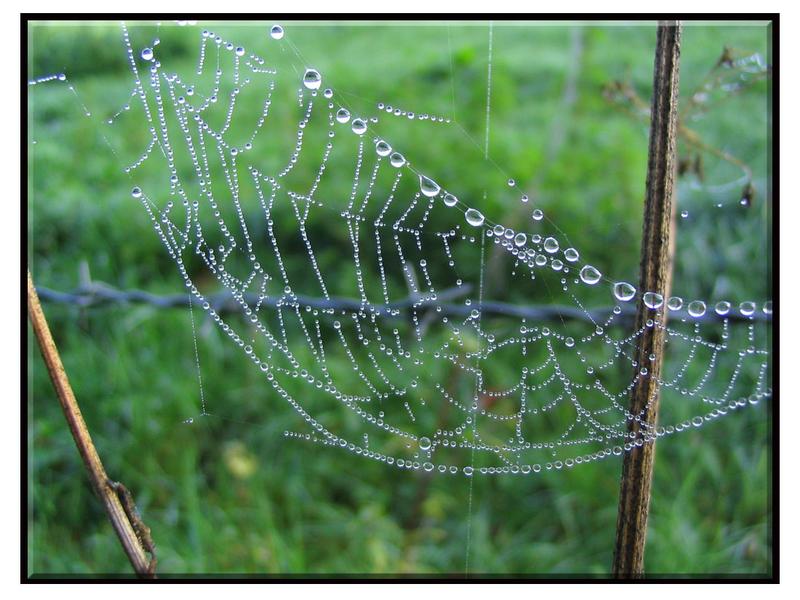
[613,282,636,302]
[643,292,664,309]
[235,46,245,57]
[521,194,529,203]
[763,300,773,314]
[465,208,485,227]
[507,178,516,187]
[463,466,474,477]
[687,300,707,318]
[375,140,392,156]
[419,437,431,450]
[579,265,602,285]
[419,175,440,198]
[131,187,142,198]
[443,193,458,207]
[270,25,285,40]
[714,301,731,315]
[739,301,756,316]
[543,237,559,253]
[141,47,154,61]
[351,118,367,135]
[564,248,579,262]
[565,337,575,348]
[680,210,689,218]
[389,152,406,168]
[532,209,544,221]
[303,68,322,90]
[335,108,350,123]
[667,296,683,311]
[514,233,527,247]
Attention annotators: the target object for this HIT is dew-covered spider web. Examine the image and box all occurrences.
[30,21,772,481]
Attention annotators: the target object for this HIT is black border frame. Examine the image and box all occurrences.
[21,12,780,583]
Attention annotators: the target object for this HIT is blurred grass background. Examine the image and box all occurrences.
[27,20,772,577]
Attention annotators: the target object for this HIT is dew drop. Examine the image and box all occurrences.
[443,193,458,207]
[419,437,432,451]
[375,140,392,156]
[714,301,731,315]
[351,118,367,135]
[514,233,527,247]
[419,175,441,198]
[389,152,406,168]
[335,108,351,123]
[131,186,142,198]
[613,282,636,302]
[564,248,579,262]
[643,292,664,309]
[680,210,689,218]
[465,208,485,227]
[543,237,559,253]
[687,300,707,318]
[303,68,322,90]
[579,265,602,285]
[270,25,285,40]
[141,47,154,61]
[532,209,544,221]
[667,296,683,311]
[739,301,756,316]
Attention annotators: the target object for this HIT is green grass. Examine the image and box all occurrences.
[27,20,772,577]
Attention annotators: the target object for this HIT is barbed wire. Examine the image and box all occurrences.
[34,281,770,326]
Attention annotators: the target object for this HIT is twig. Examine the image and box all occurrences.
[612,22,682,578]
[27,271,156,578]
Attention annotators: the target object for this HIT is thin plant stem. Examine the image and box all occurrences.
[28,270,156,578]
[612,22,682,578]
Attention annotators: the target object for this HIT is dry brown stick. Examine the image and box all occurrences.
[612,22,682,578]
[27,270,156,578]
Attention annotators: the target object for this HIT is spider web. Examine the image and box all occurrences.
[38,21,772,478]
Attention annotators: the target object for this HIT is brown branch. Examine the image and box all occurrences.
[612,22,681,579]
[27,270,156,578]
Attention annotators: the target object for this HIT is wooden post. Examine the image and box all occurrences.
[612,22,681,578]
[28,271,156,578]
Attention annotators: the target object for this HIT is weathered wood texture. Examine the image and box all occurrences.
[28,271,155,578]
[612,22,682,578]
